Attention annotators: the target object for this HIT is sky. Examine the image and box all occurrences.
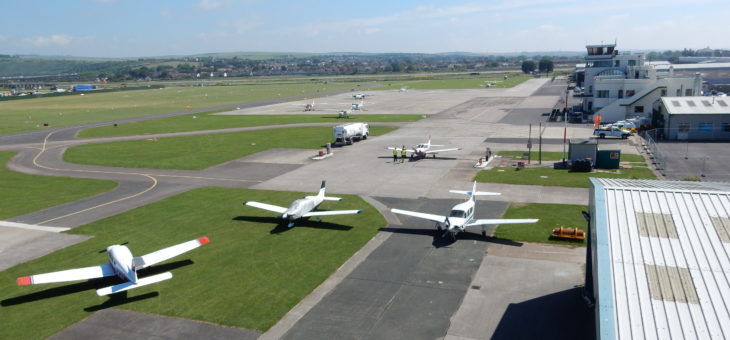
[0,0,728,58]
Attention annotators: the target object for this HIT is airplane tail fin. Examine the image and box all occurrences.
[449,181,501,198]
[317,180,343,201]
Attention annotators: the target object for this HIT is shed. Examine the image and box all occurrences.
[659,96,730,140]
[569,139,597,165]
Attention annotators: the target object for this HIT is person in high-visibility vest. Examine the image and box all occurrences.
[400,145,407,163]
[392,148,398,163]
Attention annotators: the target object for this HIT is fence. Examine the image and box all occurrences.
[641,128,730,181]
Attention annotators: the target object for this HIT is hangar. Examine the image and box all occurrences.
[586,178,730,339]
[659,96,730,140]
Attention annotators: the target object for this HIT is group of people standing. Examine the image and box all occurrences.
[393,145,407,163]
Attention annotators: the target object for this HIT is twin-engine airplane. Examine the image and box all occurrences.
[17,237,210,296]
[391,182,538,238]
[387,137,462,159]
[244,181,362,228]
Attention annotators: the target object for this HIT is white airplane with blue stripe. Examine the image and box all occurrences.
[17,237,209,296]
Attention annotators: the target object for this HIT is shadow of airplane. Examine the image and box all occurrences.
[2,259,193,307]
[233,216,353,234]
[380,227,523,249]
[84,291,160,312]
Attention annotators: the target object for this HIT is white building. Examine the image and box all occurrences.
[581,44,701,123]
[587,178,730,339]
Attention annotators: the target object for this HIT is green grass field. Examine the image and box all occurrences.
[78,113,421,138]
[0,187,386,338]
[497,150,646,164]
[475,166,656,188]
[372,74,530,90]
[0,81,361,135]
[496,203,588,246]
[0,151,117,220]
[65,126,397,170]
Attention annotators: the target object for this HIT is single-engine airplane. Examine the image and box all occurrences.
[243,181,362,228]
[386,136,461,159]
[17,237,210,296]
[390,182,538,238]
[351,100,365,111]
[352,93,371,99]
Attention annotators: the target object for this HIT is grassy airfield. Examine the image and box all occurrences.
[497,203,588,246]
[0,81,361,135]
[0,151,117,220]
[78,113,421,138]
[0,187,386,339]
[65,126,398,170]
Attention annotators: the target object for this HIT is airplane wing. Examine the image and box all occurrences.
[386,147,416,152]
[133,237,209,270]
[390,208,447,224]
[303,210,362,217]
[17,264,115,285]
[244,201,288,214]
[466,219,538,227]
[424,147,462,154]
[97,272,173,296]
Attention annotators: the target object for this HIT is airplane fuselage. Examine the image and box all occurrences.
[443,199,475,234]
[107,245,137,283]
[282,197,322,221]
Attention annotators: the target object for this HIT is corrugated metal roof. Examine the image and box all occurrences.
[661,97,730,115]
[592,178,730,339]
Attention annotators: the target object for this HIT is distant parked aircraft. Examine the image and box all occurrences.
[386,136,461,159]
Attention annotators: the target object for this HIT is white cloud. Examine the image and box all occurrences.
[198,0,221,10]
[23,34,74,47]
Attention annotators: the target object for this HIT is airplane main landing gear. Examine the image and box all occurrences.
[435,222,443,231]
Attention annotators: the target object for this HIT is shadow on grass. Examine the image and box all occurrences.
[84,291,160,312]
[232,216,353,234]
[1,260,193,307]
[380,227,523,248]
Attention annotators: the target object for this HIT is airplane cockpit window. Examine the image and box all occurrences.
[449,210,466,218]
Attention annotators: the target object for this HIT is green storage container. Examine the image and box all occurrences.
[596,150,621,169]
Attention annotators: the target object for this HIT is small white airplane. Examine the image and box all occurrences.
[352,93,371,99]
[398,86,409,92]
[351,100,365,111]
[243,181,362,228]
[386,136,462,159]
[17,237,210,296]
[304,100,316,111]
[391,182,538,238]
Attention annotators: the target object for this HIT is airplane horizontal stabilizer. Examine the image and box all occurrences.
[303,210,362,217]
[244,201,287,214]
[322,196,343,201]
[390,209,447,224]
[466,219,538,227]
[134,237,210,269]
[449,190,501,196]
[96,272,173,296]
[17,263,115,285]
[386,147,415,152]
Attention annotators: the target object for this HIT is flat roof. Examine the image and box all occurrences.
[661,97,730,115]
[653,62,730,71]
[591,178,730,339]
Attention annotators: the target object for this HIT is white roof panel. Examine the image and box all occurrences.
[592,178,730,339]
[661,97,730,115]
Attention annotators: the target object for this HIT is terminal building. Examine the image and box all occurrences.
[580,43,701,123]
[586,178,730,339]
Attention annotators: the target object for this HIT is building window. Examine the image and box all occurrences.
[661,89,667,96]
[685,89,693,96]
[628,60,637,66]
[634,106,644,113]
[614,60,620,67]
[618,90,624,98]
[589,86,592,94]
[698,123,713,132]
[626,90,635,97]
[678,123,690,132]
[722,123,730,132]
[677,89,681,96]
[597,90,609,98]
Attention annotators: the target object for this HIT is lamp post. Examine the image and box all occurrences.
[562,88,568,163]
